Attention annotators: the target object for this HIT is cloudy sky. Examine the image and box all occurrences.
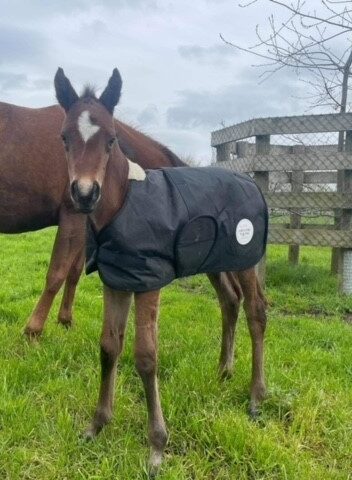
[0,0,323,163]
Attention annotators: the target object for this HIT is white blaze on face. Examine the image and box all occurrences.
[78,110,100,143]
[127,159,146,181]
[77,178,93,195]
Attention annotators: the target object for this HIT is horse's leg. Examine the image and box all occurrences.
[237,267,267,418]
[84,287,132,439]
[207,272,242,378]
[24,210,86,337]
[134,290,167,476]
[57,247,85,327]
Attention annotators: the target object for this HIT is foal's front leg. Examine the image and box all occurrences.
[134,290,167,476]
[24,209,86,336]
[84,287,132,439]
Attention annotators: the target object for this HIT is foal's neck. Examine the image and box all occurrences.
[89,146,129,232]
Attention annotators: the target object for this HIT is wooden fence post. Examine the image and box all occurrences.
[254,135,270,287]
[288,145,304,265]
[236,141,248,158]
[332,133,346,274]
[340,130,352,293]
[216,142,231,163]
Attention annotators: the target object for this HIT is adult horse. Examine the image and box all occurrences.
[54,67,267,476]
[0,95,183,336]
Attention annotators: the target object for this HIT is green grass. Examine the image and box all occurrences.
[0,228,352,479]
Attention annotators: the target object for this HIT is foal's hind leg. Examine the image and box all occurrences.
[134,290,167,476]
[237,268,267,418]
[24,210,85,336]
[207,273,241,378]
[84,287,132,439]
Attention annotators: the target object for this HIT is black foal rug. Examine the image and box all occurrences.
[86,166,268,292]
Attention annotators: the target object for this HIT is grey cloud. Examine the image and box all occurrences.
[178,43,237,65]
[0,24,48,65]
[0,71,51,93]
[137,104,159,126]
[2,0,158,20]
[0,72,27,91]
[167,73,305,130]
[32,78,51,90]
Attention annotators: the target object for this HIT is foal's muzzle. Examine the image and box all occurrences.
[70,180,101,213]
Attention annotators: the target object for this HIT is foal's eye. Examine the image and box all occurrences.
[61,134,69,150]
[107,137,115,150]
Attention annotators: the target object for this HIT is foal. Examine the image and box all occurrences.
[54,68,267,474]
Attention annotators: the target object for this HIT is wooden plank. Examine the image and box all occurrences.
[271,224,335,230]
[216,152,351,173]
[268,228,352,248]
[270,171,337,185]
[267,192,352,209]
[304,171,337,184]
[211,112,352,146]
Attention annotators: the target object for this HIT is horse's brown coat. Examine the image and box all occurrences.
[0,100,183,335]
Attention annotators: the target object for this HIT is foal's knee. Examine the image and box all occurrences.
[100,334,121,367]
[67,260,83,285]
[46,270,66,295]
[255,298,267,330]
[223,292,240,314]
[135,349,157,378]
[244,296,267,334]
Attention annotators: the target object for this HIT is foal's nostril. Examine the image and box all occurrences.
[91,181,100,202]
[70,180,79,200]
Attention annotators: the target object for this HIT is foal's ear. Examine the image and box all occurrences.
[54,67,79,112]
[99,68,122,114]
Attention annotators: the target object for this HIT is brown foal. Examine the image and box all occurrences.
[54,68,267,475]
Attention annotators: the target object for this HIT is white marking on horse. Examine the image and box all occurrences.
[77,178,93,195]
[127,159,146,181]
[78,110,100,143]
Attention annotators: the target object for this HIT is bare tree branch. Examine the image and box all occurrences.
[223,0,352,115]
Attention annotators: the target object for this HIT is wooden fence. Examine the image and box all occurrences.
[211,112,352,293]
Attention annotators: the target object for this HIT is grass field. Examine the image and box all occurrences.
[0,228,352,479]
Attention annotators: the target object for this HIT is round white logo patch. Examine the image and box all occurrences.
[236,219,254,245]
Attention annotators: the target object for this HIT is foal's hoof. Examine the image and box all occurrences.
[23,325,42,340]
[81,428,96,442]
[149,465,160,479]
[149,462,161,478]
[149,449,163,478]
[82,418,105,441]
[218,361,233,380]
[248,406,261,421]
[219,368,233,381]
[57,317,73,329]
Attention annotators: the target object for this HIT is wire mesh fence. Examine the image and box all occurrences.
[227,132,341,226]
[211,113,352,292]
